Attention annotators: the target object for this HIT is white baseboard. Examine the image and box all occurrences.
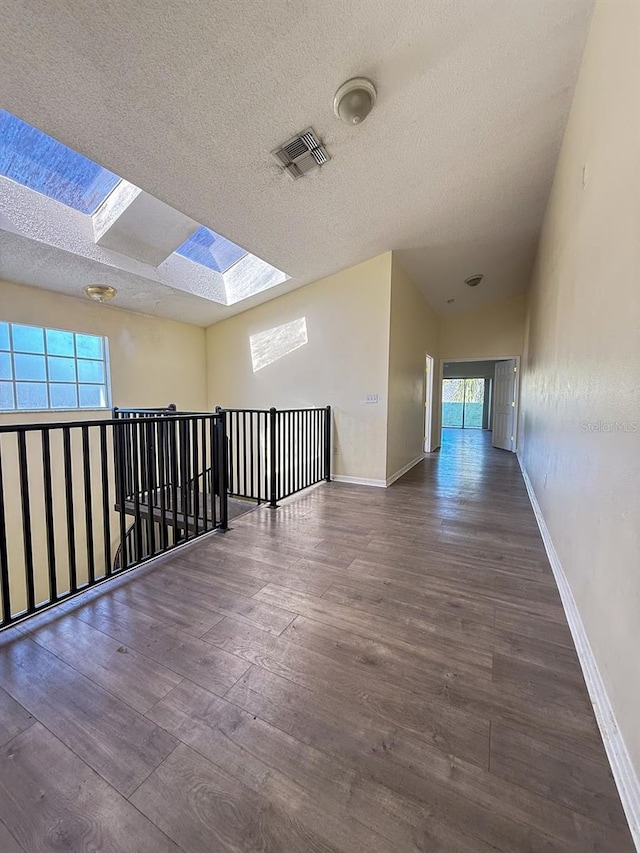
[517,453,640,851]
[332,454,425,490]
[386,454,425,487]
[332,474,387,488]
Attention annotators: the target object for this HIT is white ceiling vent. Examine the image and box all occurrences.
[272,128,330,180]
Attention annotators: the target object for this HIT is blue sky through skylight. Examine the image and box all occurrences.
[0,110,286,296]
[175,225,247,273]
[0,110,120,214]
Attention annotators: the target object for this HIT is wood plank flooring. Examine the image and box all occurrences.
[0,428,633,852]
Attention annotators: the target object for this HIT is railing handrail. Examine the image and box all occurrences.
[0,413,219,435]
[114,406,211,415]
[220,406,328,414]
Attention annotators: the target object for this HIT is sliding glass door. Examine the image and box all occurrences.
[442,378,485,429]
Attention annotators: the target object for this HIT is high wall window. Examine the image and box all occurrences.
[0,322,111,412]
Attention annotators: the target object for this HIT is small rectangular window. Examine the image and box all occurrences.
[0,322,111,413]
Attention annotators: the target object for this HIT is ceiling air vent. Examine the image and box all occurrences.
[272,128,330,180]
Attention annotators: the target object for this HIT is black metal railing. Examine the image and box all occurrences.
[221,406,331,506]
[0,411,227,629]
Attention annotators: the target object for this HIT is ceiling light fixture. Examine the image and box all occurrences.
[84,285,117,303]
[464,274,483,287]
[333,78,377,125]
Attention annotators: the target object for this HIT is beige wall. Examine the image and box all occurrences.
[520,0,640,777]
[0,278,207,419]
[440,293,526,360]
[386,256,440,479]
[206,254,393,483]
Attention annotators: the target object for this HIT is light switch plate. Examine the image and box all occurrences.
[365,394,379,404]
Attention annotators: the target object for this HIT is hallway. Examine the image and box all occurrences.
[0,429,633,852]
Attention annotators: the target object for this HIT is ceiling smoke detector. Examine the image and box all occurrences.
[464,274,483,287]
[85,285,116,303]
[333,78,377,125]
[272,128,330,180]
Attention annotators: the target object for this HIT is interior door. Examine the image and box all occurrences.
[424,354,434,452]
[492,359,516,450]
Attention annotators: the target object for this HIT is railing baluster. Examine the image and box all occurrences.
[99,424,112,578]
[192,418,200,537]
[296,411,301,494]
[305,409,309,488]
[290,411,294,495]
[306,412,313,486]
[302,410,307,489]
[115,422,128,571]
[234,411,240,498]
[81,425,96,585]
[209,416,217,529]
[179,418,190,542]
[131,420,143,562]
[297,410,302,492]
[228,412,234,496]
[215,412,229,530]
[170,418,179,546]
[0,442,12,625]
[318,408,323,482]
[41,429,57,600]
[297,412,301,492]
[282,411,288,500]
[17,432,36,613]
[62,427,77,593]
[201,416,208,533]
[302,410,306,489]
[325,406,331,481]
[144,419,156,557]
[313,409,318,484]
[256,412,263,502]
[241,411,247,499]
[158,419,169,550]
[249,411,255,500]
[269,408,277,507]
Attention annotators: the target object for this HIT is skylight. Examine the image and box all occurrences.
[175,225,248,274]
[0,110,120,214]
[0,109,290,307]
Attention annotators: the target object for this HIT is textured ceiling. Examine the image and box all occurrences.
[0,0,593,323]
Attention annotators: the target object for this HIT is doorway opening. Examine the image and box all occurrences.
[442,378,486,429]
[439,357,520,452]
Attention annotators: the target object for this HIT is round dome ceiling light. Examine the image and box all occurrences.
[333,78,377,126]
[85,285,117,303]
[464,274,483,287]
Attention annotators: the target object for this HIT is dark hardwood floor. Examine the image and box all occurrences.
[0,428,633,852]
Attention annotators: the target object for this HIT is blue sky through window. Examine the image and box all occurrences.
[0,110,120,214]
[175,225,247,273]
[0,321,110,411]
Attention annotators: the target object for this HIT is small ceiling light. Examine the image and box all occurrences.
[333,78,377,126]
[447,298,455,303]
[85,285,116,303]
[464,274,483,287]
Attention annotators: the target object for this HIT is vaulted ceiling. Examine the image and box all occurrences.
[0,0,593,325]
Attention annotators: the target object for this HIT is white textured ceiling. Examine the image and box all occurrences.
[0,0,593,323]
